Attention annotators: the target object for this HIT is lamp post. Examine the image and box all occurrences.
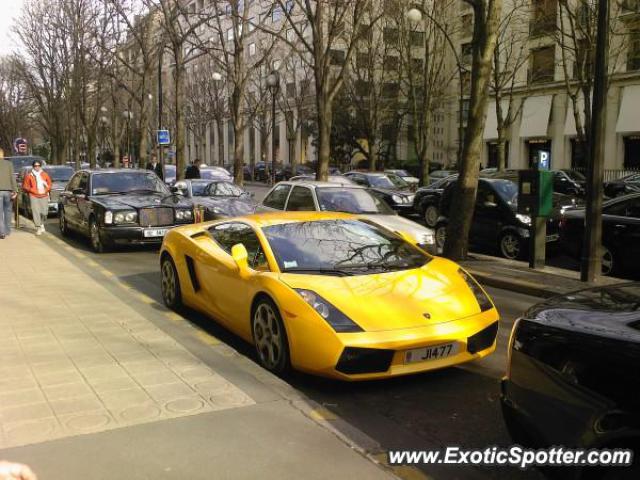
[266,71,280,186]
[212,72,223,167]
[123,110,133,168]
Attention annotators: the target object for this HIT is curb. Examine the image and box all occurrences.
[466,269,560,298]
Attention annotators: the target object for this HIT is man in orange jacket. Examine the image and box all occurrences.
[22,160,52,235]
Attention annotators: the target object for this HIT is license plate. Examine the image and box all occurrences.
[546,234,559,242]
[143,228,169,238]
[404,342,458,364]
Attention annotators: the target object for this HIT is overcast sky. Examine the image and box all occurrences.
[0,0,25,56]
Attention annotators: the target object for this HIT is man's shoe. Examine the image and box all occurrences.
[0,235,5,239]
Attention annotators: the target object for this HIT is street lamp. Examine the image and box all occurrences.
[123,110,133,168]
[100,116,108,166]
[266,71,280,186]
[405,7,423,23]
[212,72,223,167]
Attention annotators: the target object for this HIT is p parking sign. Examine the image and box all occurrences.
[157,130,171,146]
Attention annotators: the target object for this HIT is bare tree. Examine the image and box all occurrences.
[491,0,530,171]
[444,0,502,261]
[270,0,378,181]
[0,58,33,155]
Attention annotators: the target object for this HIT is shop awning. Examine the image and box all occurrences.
[483,100,510,140]
[616,85,640,134]
[519,95,553,138]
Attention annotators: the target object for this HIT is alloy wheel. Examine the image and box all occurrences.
[424,205,439,228]
[435,225,447,251]
[500,233,521,260]
[161,257,181,309]
[59,209,68,236]
[601,246,614,276]
[90,220,103,253]
[253,301,287,373]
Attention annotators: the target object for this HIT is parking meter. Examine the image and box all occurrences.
[518,165,553,269]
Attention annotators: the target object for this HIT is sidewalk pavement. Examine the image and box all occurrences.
[0,225,395,480]
[460,253,627,298]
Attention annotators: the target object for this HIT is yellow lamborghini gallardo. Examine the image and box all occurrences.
[160,212,499,380]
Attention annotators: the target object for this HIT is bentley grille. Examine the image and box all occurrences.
[139,207,174,227]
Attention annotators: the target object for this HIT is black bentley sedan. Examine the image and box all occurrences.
[343,171,415,213]
[173,179,257,220]
[58,169,194,252]
[502,284,640,479]
[559,193,640,276]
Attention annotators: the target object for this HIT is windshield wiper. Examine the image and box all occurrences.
[281,267,355,277]
[125,188,162,194]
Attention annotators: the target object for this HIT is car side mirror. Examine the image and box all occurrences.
[231,243,250,278]
[170,186,184,195]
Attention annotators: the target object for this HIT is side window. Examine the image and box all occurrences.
[351,175,368,186]
[627,199,640,218]
[263,184,292,210]
[286,186,316,211]
[66,173,81,192]
[208,223,269,271]
[476,184,496,207]
[78,173,89,194]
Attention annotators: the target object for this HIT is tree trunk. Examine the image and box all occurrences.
[497,127,507,171]
[316,102,332,181]
[174,48,186,180]
[112,113,121,168]
[87,135,96,169]
[233,119,245,186]
[444,0,501,261]
[289,138,297,175]
[369,138,378,173]
[138,104,149,168]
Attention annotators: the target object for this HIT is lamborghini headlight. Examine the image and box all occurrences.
[295,289,363,333]
[458,268,494,312]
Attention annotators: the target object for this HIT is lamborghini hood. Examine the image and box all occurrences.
[280,257,482,332]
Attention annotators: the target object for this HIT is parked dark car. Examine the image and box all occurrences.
[174,179,256,220]
[275,164,314,181]
[436,178,560,259]
[199,166,233,182]
[253,161,284,182]
[603,173,640,198]
[18,165,74,217]
[502,283,640,479]
[413,174,457,227]
[428,169,457,185]
[553,169,586,196]
[343,171,415,214]
[58,169,194,252]
[559,193,640,276]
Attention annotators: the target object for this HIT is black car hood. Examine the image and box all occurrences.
[524,283,640,342]
[194,196,257,216]
[91,192,192,210]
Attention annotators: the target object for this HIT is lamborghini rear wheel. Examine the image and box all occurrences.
[252,298,290,375]
[161,255,182,310]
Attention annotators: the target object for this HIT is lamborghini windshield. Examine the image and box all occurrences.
[263,219,429,275]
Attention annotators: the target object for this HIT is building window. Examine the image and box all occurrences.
[356,52,369,69]
[355,80,371,97]
[628,29,640,71]
[410,31,425,47]
[411,57,424,71]
[461,13,473,36]
[383,27,399,46]
[286,82,296,97]
[382,82,400,98]
[358,23,372,42]
[461,43,473,65]
[529,46,555,83]
[624,136,640,169]
[329,49,345,66]
[571,139,587,169]
[249,42,256,56]
[384,55,399,70]
[487,142,509,169]
[530,0,557,37]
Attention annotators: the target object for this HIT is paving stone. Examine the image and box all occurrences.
[35,370,84,386]
[79,364,130,381]
[49,395,104,416]
[88,376,139,393]
[0,388,46,408]
[100,388,153,410]
[43,382,94,401]
[0,402,54,424]
[144,382,198,403]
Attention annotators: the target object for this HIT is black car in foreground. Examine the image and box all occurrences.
[559,193,640,276]
[502,283,640,479]
[58,169,194,252]
[435,178,561,259]
[603,173,640,198]
[343,171,415,213]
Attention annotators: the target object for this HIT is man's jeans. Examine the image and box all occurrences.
[0,191,13,236]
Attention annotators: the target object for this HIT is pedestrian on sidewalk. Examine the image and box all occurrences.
[146,154,164,181]
[0,148,17,239]
[22,160,51,236]
[185,158,201,179]
[0,461,37,480]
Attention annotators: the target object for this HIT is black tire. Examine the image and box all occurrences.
[435,224,447,253]
[601,245,616,276]
[160,255,183,310]
[252,297,290,375]
[89,218,110,253]
[423,203,439,228]
[499,231,523,260]
[59,207,70,237]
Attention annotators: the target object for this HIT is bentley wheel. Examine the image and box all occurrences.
[423,204,439,228]
[59,208,69,237]
[89,218,110,253]
[161,255,182,310]
[601,246,615,276]
[252,298,290,375]
[499,232,522,260]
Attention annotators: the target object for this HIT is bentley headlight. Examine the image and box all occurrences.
[176,210,193,221]
[295,289,363,333]
[458,268,493,312]
[516,214,532,226]
[114,212,125,223]
[104,211,113,224]
[406,194,415,203]
[392,194,402,204]
[113,211,137,224]
[125,211,137,223]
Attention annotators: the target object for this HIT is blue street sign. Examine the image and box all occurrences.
[157,129,171,146]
